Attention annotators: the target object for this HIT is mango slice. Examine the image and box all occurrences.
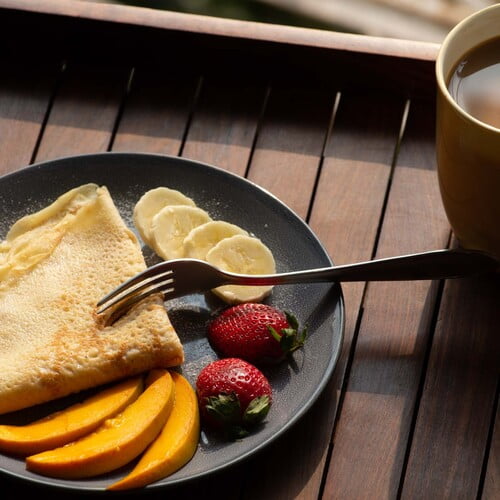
[0,377,143,456]
[108,372,199,490]
[26,369,175,479]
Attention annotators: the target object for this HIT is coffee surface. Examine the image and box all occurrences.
[447,36,500,129]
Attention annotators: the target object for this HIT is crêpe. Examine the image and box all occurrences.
[0,184,183,415]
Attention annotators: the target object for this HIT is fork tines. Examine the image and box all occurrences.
[96,262,175,315]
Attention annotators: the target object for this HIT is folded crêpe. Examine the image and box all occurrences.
[0,183,183,415]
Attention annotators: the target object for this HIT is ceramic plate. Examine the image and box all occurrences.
[0,153,344,492]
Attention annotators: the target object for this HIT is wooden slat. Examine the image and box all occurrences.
[0,0,440,62]
[260,0,453,43]
[182,76,267,176]
[35,62,130,162]
[483,402,499,499]
[235,84,333,500]
[246,83,334,219]
[323,99,450,499]
[309,90,405,384]
[306,91,405,498]
[401,273,500,498]
[0,62,59,175]
[175,75,266,500]
[112,68,199,156]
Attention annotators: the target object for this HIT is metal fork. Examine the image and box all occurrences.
[96,248,498,318]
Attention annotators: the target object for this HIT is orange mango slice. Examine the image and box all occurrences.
[26,369,175,479]
[108,371,199,490]
[0,376,143,456]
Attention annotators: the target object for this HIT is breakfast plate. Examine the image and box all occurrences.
[0,153,344,492]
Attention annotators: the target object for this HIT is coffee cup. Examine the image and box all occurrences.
[436,4,500,258]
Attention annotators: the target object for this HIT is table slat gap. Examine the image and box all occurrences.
[0,60,62,175]
[106,67,135,153]
[367,99,411,262]
[242,83,271,180]
[245,82,336,220]
[238,85,338,500]
[395,274,447,498]
[481,390,500,500]
[181,76,269,177]
[29,60,67,167]
[177,75,205,158]
[249,90,402,500]
[111,68,201,157]
[34,62,131,163]
[304,91,341,225]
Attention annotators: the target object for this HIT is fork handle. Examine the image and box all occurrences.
[226,248,498,286]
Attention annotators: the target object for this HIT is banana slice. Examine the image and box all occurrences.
[206,234,275,304]
[151,205,212,260]
[183,221,248,260]
[133,187,196,246]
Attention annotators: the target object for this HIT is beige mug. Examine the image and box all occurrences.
[436,4,500,258]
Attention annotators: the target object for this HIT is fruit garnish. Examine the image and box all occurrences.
[196,358,272,439]
[206,234,276,303]
[133,187,196,246]
[108,372,199,490]
[151,205,212,259]
[0,376,143,456]
[26,370,175,479]
[183,220,248,260]
[133,186,276,304]
[207,303,306,364]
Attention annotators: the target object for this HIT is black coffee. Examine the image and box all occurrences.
[447,36,500,128]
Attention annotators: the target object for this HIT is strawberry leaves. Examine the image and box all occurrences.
[204,392,272,439]
[243,395,271,426]
[204,394,241,424]
[267,311,307,356]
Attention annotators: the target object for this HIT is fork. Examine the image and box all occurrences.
[96,248,498,318]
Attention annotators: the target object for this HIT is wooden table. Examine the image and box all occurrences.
[1,2,498,499]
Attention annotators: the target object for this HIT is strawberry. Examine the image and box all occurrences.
[207,303,306,364]
[196,358,272,439]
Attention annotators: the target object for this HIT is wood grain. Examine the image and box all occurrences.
[483,401,499,500]
[323,98,450,499]
[112,68,199,156]
[401,273,500,499]
[182,76,267,176]
[35,62,130,162]
[0,0,440,61]
[310,89,405,262]
[309,90,406,495]
[309,88,405,399]
[247,83,334,219]
[0,62,59,175]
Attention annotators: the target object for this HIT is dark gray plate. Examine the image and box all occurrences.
[0,153,344,492]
